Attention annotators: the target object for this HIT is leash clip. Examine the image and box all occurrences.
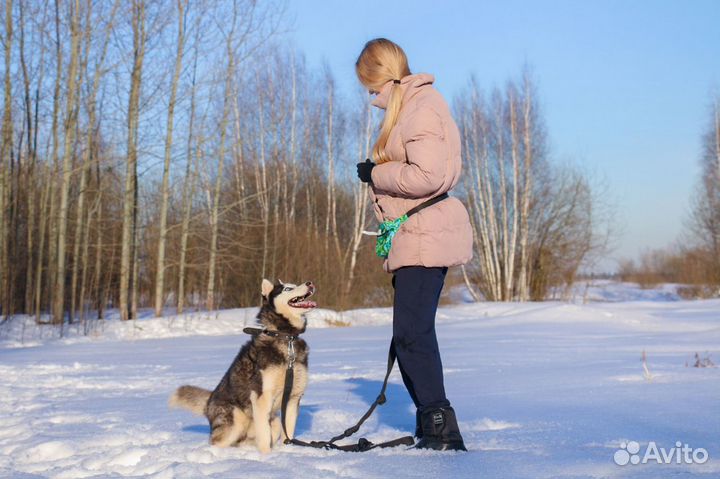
[287,338,296,369]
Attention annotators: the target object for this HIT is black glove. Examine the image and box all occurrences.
[356,159,375,183]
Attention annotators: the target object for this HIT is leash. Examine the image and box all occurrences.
[361,193,449,237]
[243,327,415,452]
[405,192,449,217]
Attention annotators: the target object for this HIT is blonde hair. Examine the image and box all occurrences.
[355,38,411,164]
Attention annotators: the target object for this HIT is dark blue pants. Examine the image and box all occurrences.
[392,265,451,412]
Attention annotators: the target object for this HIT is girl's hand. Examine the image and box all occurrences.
[356,159,375,183]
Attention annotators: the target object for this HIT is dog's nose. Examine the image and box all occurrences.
[306,281,313,287]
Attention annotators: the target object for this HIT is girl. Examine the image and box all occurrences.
[355,38,473,451]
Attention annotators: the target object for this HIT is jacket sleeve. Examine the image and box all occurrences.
[370,106,447,198]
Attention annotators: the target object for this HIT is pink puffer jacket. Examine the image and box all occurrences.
[368,72,473,272]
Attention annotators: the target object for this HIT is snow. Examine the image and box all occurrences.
[562,280,685,303]
[1,283,719,478]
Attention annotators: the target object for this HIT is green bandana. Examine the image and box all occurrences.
[375,214,408,259]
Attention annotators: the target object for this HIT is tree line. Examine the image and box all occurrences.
[0,0,609,325]
[619,92,720,295]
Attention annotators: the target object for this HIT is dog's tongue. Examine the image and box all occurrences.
[293,300,317,309]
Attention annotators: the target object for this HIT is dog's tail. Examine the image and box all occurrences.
[169,385,211,416]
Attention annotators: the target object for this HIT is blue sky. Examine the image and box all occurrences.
[285,0,720,269]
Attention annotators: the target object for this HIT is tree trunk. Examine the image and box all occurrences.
[68,0,117,321]
[119,0,146,321]
[154,0,186,317]
[0,0,14,316]
[92,171,104,319]
[52,0,82,325]
[287,55,298,244]
[206,23,235,311]
[517,73,534,301]
[255,69,269,281]
[34,162,51,321]
[19,0,44,314]
[44,0,63,319]
[79,193,99,323]
[508,86,521,300]
[343,100,372,299]
[177,34,199,315]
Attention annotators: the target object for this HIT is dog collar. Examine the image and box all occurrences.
[243,327,299,341]
[243,327,299,369]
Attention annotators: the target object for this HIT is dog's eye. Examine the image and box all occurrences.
[283,287,293,292]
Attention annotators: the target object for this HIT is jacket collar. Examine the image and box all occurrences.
[370,72,435,110]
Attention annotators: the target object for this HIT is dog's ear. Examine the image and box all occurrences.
[261,279,274,298]
[276,279,284,285]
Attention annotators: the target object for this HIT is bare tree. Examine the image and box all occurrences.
[176,16,200,315]
[69,0,118,321]
[516,70,535,300]
[456,67,601,301]
[343,97,372,299]
[689,92,720,282]
[154,0,187,317]
[40,0,64,321]
[52,0,82,324]
[119,0,146,321]
[324,65,341,263]
[18,0,46,314]
[255,67,270,281]
[205,2,241,312]
[0,0,13,316]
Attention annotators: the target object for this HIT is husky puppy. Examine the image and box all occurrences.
[169,279,315,453]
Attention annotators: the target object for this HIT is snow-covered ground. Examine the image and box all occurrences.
[1,283,719,478]
[560,280,687,303]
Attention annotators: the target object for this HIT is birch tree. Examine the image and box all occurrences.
[689,92,720,281]
[324,65,341,262]
[343,97,373,299]
[18,0,45,314]
[119,0,146,321]
[176,20,200,315]
[516,70,536,300]
[69,0,118,321]
[51,0,82,325]
[456,67,598,301]
[154,0,187,317]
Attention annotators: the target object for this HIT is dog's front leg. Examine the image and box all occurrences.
[283,395,302,440]
[250,391,273,454]
[270,416,282,444]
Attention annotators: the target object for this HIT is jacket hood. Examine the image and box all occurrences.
[371,72,435,110]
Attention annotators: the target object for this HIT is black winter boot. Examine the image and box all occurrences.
[414,406,467,451]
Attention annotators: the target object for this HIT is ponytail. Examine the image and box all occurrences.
[373,81,404,164]
[355,38,411,164]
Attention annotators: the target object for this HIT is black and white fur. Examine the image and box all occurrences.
[169,279,315,453]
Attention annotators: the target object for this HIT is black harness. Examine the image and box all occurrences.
[243,327,415,452]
